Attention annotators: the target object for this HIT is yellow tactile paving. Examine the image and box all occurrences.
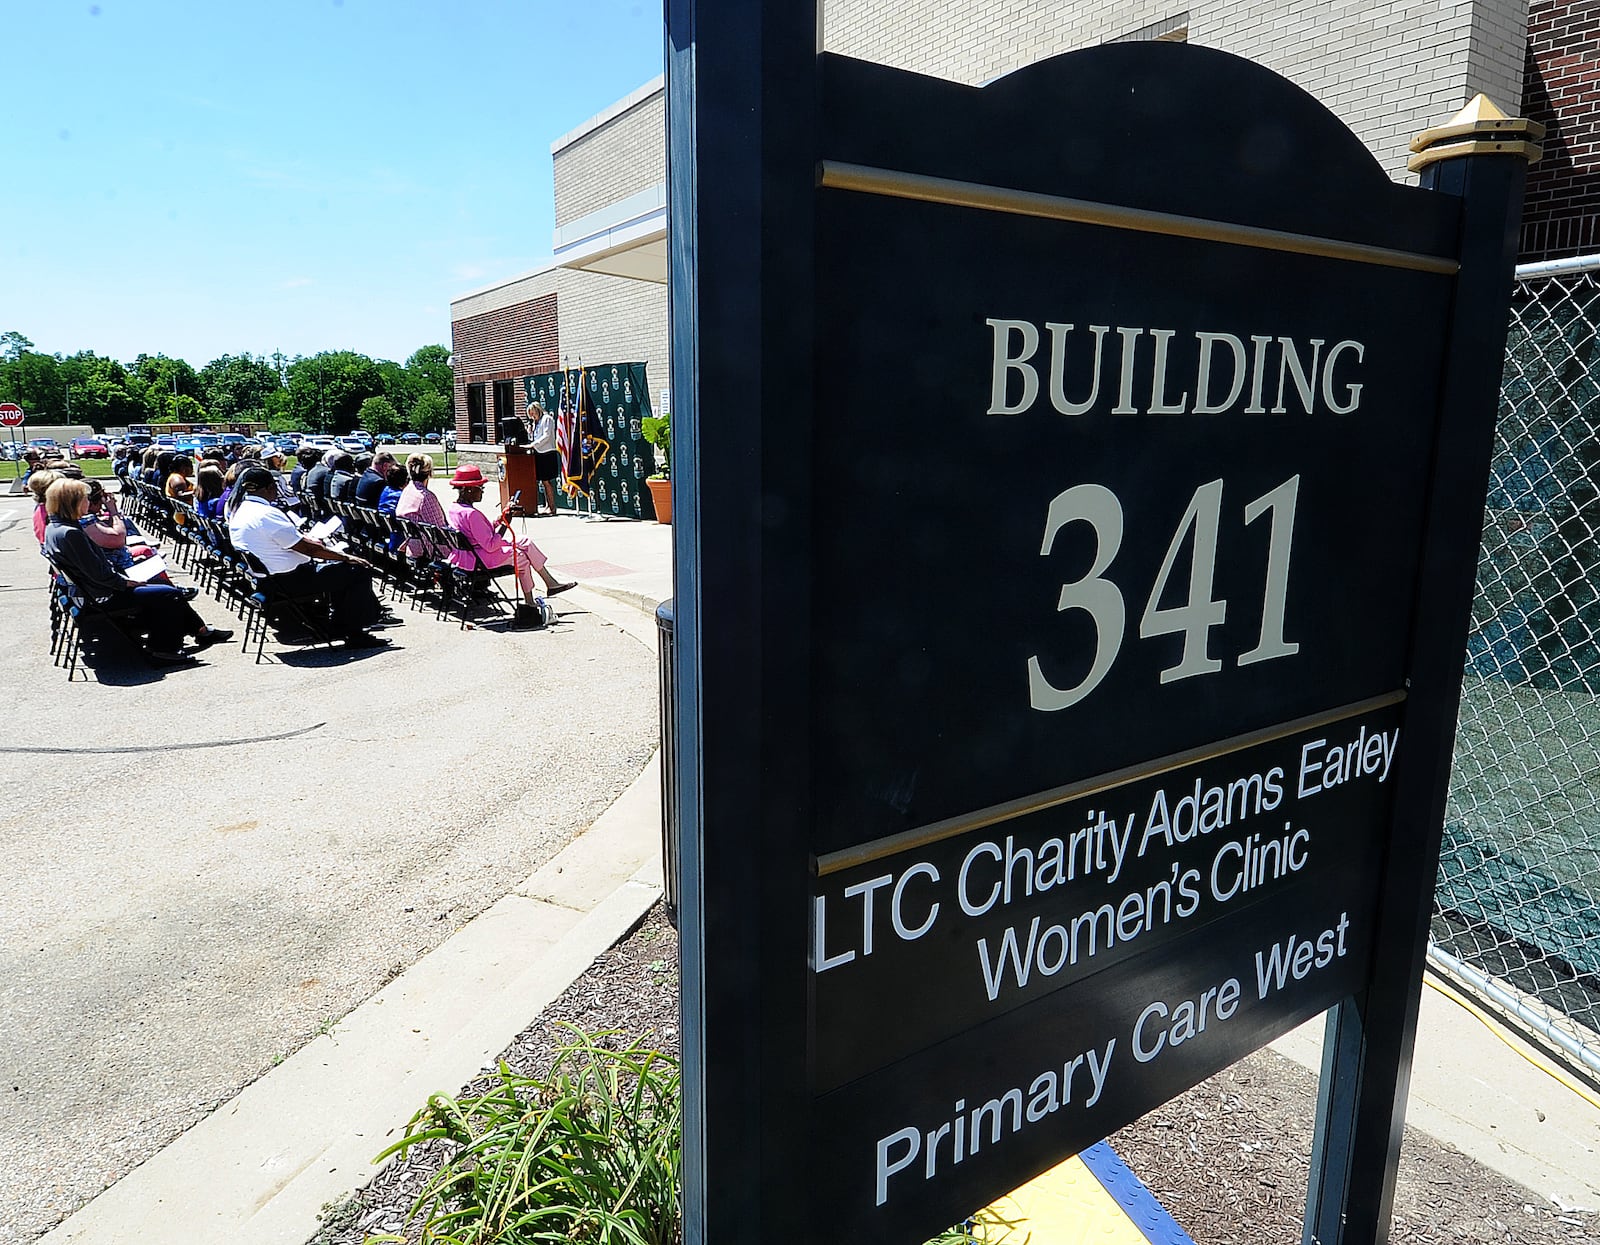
[985,1153,1158,1245]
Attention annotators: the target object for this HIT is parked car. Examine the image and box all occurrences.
[219,433,251,451]
[374,432,396,444]
[155,434,178,447]
[347,430,373,449]
[336,436,367,455]
[398,432,422,445]
[70,437,110,458]
[423,431,441,443]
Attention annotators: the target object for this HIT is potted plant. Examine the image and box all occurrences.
[642,411,672,525]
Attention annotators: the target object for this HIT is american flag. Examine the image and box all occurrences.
[556,370,578,495]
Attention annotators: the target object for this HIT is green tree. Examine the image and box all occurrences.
[150,393,208,424]
[130,354,202,423]
[200,353,283,421]
[0,346,65,422]
[284,351,384,432]
[406,344,452,390]
[357,394,400,437]
[409,389,451,435]
[406,344,454,419]
[0,331,36,364]
[62,352,143,429]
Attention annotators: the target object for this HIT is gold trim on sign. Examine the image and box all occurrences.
[813,690,1408,877]
[1409,94,1546,153]
[1407,138,1544,174]
[816,161,1460,275]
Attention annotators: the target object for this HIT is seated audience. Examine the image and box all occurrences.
[355,451,397,506]
[327,452,358,503]
[164,454,195,502]
[82,478,172,581]
[300,450,335,515]
[29,469,63,547]
[258,445,295,506]
[194,465,228,519]
[226,466,388,648]
[377,464,408,515]
[395,453,449,559]
[42,478,230,662]
[150,450,176,489]
[289,446,321,496]
[444,464,576,608]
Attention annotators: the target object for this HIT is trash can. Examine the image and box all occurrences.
[656,599,679,925]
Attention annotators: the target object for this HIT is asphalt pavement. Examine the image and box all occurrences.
[0,498,666,1245]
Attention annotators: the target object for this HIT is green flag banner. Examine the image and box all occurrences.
[522,362,658,520]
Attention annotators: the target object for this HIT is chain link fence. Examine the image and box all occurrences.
[1431,254,1600,1080]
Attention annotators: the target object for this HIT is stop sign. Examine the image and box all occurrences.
[0,403,22,428]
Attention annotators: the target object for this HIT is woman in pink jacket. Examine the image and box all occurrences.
[443,464,575,605]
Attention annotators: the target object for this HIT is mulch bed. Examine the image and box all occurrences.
[310,904,1598,1245]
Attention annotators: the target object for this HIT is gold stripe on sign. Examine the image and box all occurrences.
[817,161,1460,276]
[814,689,1408,877]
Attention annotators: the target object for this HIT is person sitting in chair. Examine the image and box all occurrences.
[356,451,397,507]
[226,466,389,649]
[395,453,449,560]
[328,453,360,503]
[444,464,575,609]
[42,479,231,663]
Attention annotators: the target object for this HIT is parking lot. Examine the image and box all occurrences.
[0,493,660,1243]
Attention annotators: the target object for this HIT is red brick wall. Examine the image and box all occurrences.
[450,292,560,441]
[1521,0,1600,261]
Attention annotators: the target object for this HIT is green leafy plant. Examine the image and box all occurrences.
[368,1027,682,1245]
[368,1024,1017,1245]
[640,413,670,480]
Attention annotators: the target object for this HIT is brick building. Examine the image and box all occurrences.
[1521,0,1600,260]
[450,80,668,451]
[452,0,1598,449]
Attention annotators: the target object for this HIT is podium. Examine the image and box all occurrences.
[499,447,540,512]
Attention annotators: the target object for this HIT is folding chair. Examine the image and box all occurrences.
[395,518,454,614]
[441,527,519,628]
[187,514,233,600]
[43,557,159,679]
[237,552,335,662]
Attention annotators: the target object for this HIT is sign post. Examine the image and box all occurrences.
[0,403,24,468]
[668,8,1537,1243]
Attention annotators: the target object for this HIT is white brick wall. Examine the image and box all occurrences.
[555,268,670,405]
[821,0,1530,179]
[553,88,667,227]
[457,0,1532,428]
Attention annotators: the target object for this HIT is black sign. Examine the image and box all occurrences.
[814,703,1404,1093]
[669,11,1530,1244]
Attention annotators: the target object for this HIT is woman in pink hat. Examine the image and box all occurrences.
[445,463,576,606]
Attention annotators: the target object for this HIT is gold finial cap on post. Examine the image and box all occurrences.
[1408,94,1544,173]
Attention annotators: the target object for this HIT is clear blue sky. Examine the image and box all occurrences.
[3,0,663,368]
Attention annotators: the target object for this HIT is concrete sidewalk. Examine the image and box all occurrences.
[518,509,674,614]
[45,756,666,1245]
[42,510,1599,1241]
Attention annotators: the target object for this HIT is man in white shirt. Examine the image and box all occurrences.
[226,466,388,648]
